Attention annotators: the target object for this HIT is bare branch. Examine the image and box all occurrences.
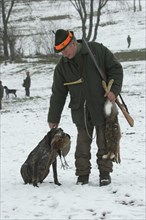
[6,0,15,24]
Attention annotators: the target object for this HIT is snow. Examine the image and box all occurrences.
[0,1,146,220]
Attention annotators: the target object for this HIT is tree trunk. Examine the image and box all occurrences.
[1,0,15,59]
[86,0,94,41]
[1,0,9,58]
[9,39,15,61]
[139,0,142,11]
[134,0,136,12]
[69,0,109,41]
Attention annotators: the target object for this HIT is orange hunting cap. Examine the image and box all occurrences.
[54,29,73,53]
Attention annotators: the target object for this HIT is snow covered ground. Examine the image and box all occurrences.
[1,59,145,219]
[0,1,146,220]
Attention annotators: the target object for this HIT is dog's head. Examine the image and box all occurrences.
[47,128,71,157]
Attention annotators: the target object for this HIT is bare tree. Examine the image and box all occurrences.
[133,0,142,12]
[0,0,15,59]
[69,0,108,41]
[7,25,17,60]
[133,0,136,12]
[138,0,142,11]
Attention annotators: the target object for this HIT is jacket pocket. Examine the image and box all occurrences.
[68,84,84,110]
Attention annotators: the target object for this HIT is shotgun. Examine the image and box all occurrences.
[82,38,134,127]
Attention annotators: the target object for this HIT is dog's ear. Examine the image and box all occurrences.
[45,131,52,145]
[49,128,58,139]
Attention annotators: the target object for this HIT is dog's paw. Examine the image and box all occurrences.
[33,182,39,187]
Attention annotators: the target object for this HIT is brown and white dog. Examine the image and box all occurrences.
[20,128,71,187]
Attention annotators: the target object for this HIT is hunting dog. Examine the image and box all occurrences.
[102,80,121,163]
[4,86,17,98]
[20,128,71,187]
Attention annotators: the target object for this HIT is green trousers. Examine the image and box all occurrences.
[75,125,113,176]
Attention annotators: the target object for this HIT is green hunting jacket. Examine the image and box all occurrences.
[48,40,123,126]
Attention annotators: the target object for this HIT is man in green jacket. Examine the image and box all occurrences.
[48,29,123,186]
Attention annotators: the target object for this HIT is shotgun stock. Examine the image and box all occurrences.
[115,98,134,127]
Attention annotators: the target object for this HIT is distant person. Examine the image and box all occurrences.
[23,71,31,97]
[127,35,131,48]
[0,80,4,109]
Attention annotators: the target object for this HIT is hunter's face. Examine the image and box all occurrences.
[61,40,77,59]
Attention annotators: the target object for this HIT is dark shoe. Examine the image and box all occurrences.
[76,175,89,185]
[99,171,111,186]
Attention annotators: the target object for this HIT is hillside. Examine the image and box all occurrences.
[4,0,145,58]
